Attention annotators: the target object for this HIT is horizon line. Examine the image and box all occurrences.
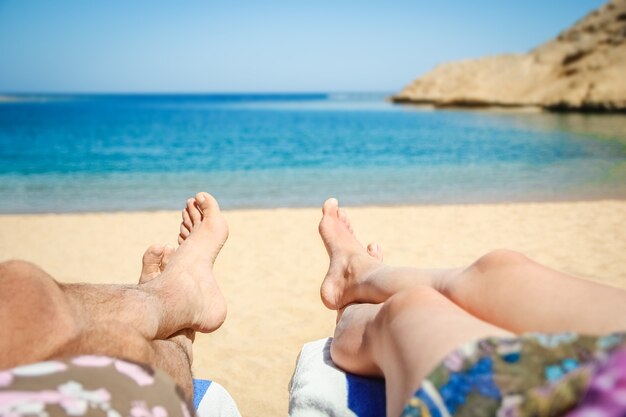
[0,90,395,96]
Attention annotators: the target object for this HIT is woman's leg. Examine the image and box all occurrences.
[331,286,513,417]
[438,249,626,334]
[319,198,626,335]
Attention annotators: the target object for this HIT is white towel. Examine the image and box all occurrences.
[289,338,386,417]
[194,379,242,417]
[289,338,355,417]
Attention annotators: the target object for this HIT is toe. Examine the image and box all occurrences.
[367,243,383,261]
[187,198,201,225]
[322,198,339,218]
[180,223,190,238]
[338,208,355,234]
[142,244,164,266]
[338,208,347,224]
[160,245,175,271]
[140,244,165,283]
[195,192,220,216]
[182,207,193,230]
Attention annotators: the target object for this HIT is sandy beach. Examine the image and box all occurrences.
[1,200,625,416]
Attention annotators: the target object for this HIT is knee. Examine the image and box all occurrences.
[0,260,62,299]
[0,259,45,279]
[0,261,78,361]
[472,249,530,274]
[0,260,65,303]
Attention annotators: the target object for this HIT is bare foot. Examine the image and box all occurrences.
[139,244,195,345]
[139,245,194,348]
[140,244,174,283]
[331,303,383,376]
[319,198,451,310]
[319,198,386,310]
[139,244,195,396]
[145,192,228,336]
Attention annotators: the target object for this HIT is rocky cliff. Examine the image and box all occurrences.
[391,0,626,112]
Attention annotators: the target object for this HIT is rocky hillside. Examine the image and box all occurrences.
[391,0,626,112]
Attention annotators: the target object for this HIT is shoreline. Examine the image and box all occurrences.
[1,195,626,216]
[1,200,626,416]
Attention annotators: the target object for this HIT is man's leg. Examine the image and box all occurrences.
[64,244,195,397]
[0,256,194,396]
[319,198,626,335]
[0,192,227,368]
[59,320,195,399]
[0,260,81,368]
[0,256,194,398]
[331,286,513,417]
[137,244,195,397]
[61,193,228,339]
[152,331,195,397]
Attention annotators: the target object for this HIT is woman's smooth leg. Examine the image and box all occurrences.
[319,198,626,335]
[331,286,513,417]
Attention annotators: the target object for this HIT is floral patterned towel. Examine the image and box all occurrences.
[402,332,626,417]
[0,355,194,417]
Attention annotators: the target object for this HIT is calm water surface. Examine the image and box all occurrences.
[0,94,625,213]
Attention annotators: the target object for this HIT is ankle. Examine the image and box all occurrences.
[140,281,179,338]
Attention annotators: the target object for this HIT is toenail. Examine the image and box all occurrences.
[197,193,206,203]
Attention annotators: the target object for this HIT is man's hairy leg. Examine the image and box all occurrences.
[1,192,229,369]
[60,281,170,340]
[0,260,168,366]
[63,321,195,399]
[0,260,81,368]
[0,259,195,398]
[62,198,231,340]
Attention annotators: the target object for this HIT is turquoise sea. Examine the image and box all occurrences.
[0,93,625,213]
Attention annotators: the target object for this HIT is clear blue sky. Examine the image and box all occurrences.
[0,0,606,93]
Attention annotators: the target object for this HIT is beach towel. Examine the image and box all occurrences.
[193,379,242,417]
[288,338,386,417]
